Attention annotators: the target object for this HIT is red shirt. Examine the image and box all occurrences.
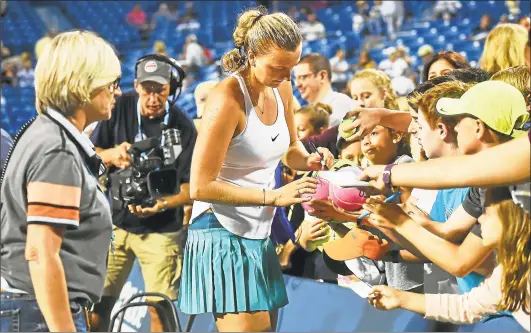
[127,10,146,25]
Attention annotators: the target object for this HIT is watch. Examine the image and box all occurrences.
[159,198,169,212]
[382,164,396,193]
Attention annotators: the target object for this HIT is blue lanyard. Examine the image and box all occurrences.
[136,100,171,142]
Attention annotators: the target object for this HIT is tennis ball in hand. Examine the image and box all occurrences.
[302,220,332,252]
[339,118,357,139]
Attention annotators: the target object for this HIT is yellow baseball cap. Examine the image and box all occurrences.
[436,81,529,138]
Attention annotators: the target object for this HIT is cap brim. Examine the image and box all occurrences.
[436,97,467,117]
[322,229,367,261]
[322,251,355,275]
[322,228,391,261]
[137,76,169,85]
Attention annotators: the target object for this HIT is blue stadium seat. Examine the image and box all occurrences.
[2,1,46,47]
[4,0,530,134]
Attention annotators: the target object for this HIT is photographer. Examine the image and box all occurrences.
[90,55,196,332]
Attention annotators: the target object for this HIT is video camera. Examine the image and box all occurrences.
[115,125,182,208]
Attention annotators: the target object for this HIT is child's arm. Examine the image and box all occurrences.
[277,240,299,269]
[397,250,430,262]
[369,266,503,324]
[420,205,478,243]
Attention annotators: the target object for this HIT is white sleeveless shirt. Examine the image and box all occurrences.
[190,73,291,239]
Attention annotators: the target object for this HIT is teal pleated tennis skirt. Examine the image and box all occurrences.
[177,212,289,314]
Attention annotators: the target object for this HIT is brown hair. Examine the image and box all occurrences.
[297,53,332,81]
[491,65,530,98]
[391,128,412,158]
[222,6,302,73]
[484,188,530,315]
[422,51,470,82]
[408,81,473,130]
[294,102,332,131]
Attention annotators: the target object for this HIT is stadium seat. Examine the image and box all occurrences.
[3,0,529,134]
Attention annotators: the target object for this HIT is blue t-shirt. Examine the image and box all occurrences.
[429,188,485,293]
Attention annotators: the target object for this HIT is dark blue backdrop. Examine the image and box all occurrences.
[108,261,526,332]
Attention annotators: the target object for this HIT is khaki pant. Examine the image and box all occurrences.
[103,226,183,301]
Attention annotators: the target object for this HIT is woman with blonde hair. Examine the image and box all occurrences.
[347,68,420,161]
[0,30,121,331]
[349,68,400,110]
[368,187,530,331]
[299,68,400,159]
[178,6,334,332]
[480,23,528,74]
[346,68,399,164]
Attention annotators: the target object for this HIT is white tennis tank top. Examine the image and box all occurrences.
[190,73,291,239]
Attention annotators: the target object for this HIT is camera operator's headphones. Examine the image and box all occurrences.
[135,54,186,104]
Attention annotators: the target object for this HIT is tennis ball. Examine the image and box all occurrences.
[339,118,357,139]
[302,220,332,252]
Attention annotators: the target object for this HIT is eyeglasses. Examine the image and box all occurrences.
[294,72,316,83]
[108,77,121,94]
[89,77,121,98]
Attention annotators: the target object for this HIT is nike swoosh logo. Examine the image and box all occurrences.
[271,134,279,141]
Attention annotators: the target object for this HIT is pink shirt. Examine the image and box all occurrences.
[127,10,146,25]
[425,265,530,331]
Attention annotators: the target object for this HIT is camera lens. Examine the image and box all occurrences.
[162,128,180,146]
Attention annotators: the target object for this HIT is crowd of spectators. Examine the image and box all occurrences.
[1,1,530,330]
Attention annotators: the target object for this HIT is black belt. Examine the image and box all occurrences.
[1,291,91,308]
[74,298,92,309]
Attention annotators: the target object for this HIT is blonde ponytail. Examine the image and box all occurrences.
[222,6,301,74]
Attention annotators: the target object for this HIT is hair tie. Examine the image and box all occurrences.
[229,44,246,70]
[253,14,264,26]
[238,44,246,58]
